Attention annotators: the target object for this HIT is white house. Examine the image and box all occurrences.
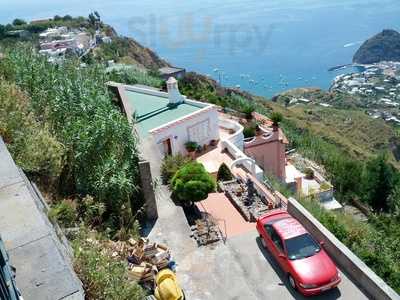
[109,78,219,157]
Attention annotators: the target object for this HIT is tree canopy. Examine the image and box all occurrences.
[217,163,233,182]
[363,153,398,212]
[12,18,26,26]
[171,162,216,204]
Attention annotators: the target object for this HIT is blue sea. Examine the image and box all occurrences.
[0,0,399,97]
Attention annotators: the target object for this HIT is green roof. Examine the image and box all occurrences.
[124,89,204,137]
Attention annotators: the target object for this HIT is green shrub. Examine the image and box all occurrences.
[243,122,257,138]
[0,81,64,178]
[217,163,233,182]
[107,68,163,88]
[72,230,146,300]
[171,162,216,205]
[79,195,106,227]
[263,172,294,198]
[304,168,314,179]
[243,126,255,138]
[185,141,198,152]
[48,200,77,227]
[160,154,191,184]
[362,153,397,212]
[299,198,349,241]
[12,19,26,26]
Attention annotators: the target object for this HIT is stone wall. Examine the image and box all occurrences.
[139,160,158,220]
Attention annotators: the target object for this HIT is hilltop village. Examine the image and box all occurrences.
[331,61,400,124]
[0,15,399,300]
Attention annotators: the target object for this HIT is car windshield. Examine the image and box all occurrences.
[285,233,321,260]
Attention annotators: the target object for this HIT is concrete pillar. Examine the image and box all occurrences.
[295,176,302,195]
[139,160,158,220]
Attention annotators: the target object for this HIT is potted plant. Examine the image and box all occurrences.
[242,103,255,120]
[210,139,219,146]
[196,144,202,154]
[255,124,262,135]
[304,167,314,179]
[185,141,198,159]
[270,112,283,131]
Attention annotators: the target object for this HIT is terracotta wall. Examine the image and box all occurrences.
[244,130,286,180]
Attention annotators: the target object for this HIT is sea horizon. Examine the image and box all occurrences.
[0,0,399,97]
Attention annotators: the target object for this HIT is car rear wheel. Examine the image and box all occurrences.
[288,274,297,290]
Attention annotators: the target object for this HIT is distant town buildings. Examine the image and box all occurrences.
[331,62,400,125]
[30,18,52,25]
[5,29,30,38]
[38,26,100,63]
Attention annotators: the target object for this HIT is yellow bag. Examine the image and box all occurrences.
[154,269,184,300]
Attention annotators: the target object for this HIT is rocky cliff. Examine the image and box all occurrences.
[100,25,170,70]
[353,29,400,64]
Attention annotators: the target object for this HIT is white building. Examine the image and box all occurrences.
[39,27,68,40]
[109,78,219,157]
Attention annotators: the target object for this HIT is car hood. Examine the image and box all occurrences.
[289,250,338,285]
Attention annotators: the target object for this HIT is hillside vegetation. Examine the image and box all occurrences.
[0,15,169,71]
[0,81,64,177]
[0,44,164,298]
[1,14,399,295]
[94,36,169,70]
[266,101,400,167]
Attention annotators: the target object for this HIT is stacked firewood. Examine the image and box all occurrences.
[105,238,171,283]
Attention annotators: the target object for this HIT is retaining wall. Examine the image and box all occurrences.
[219,117,244,150]
[287,197,400,300]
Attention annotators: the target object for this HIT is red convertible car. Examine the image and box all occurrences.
[256,210,341,296]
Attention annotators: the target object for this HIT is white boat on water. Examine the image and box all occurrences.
[343,41,361,48]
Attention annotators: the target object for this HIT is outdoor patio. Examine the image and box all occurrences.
[196,126,249,178]
[196,193,254,238]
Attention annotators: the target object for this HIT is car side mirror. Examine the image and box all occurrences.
[320,241,325,246]
[278,253,286,259]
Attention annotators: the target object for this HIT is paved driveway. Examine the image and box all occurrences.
[142,137,368,300]
[197,193,254,238]
[148,187,368,299]
[228,229,367,300]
